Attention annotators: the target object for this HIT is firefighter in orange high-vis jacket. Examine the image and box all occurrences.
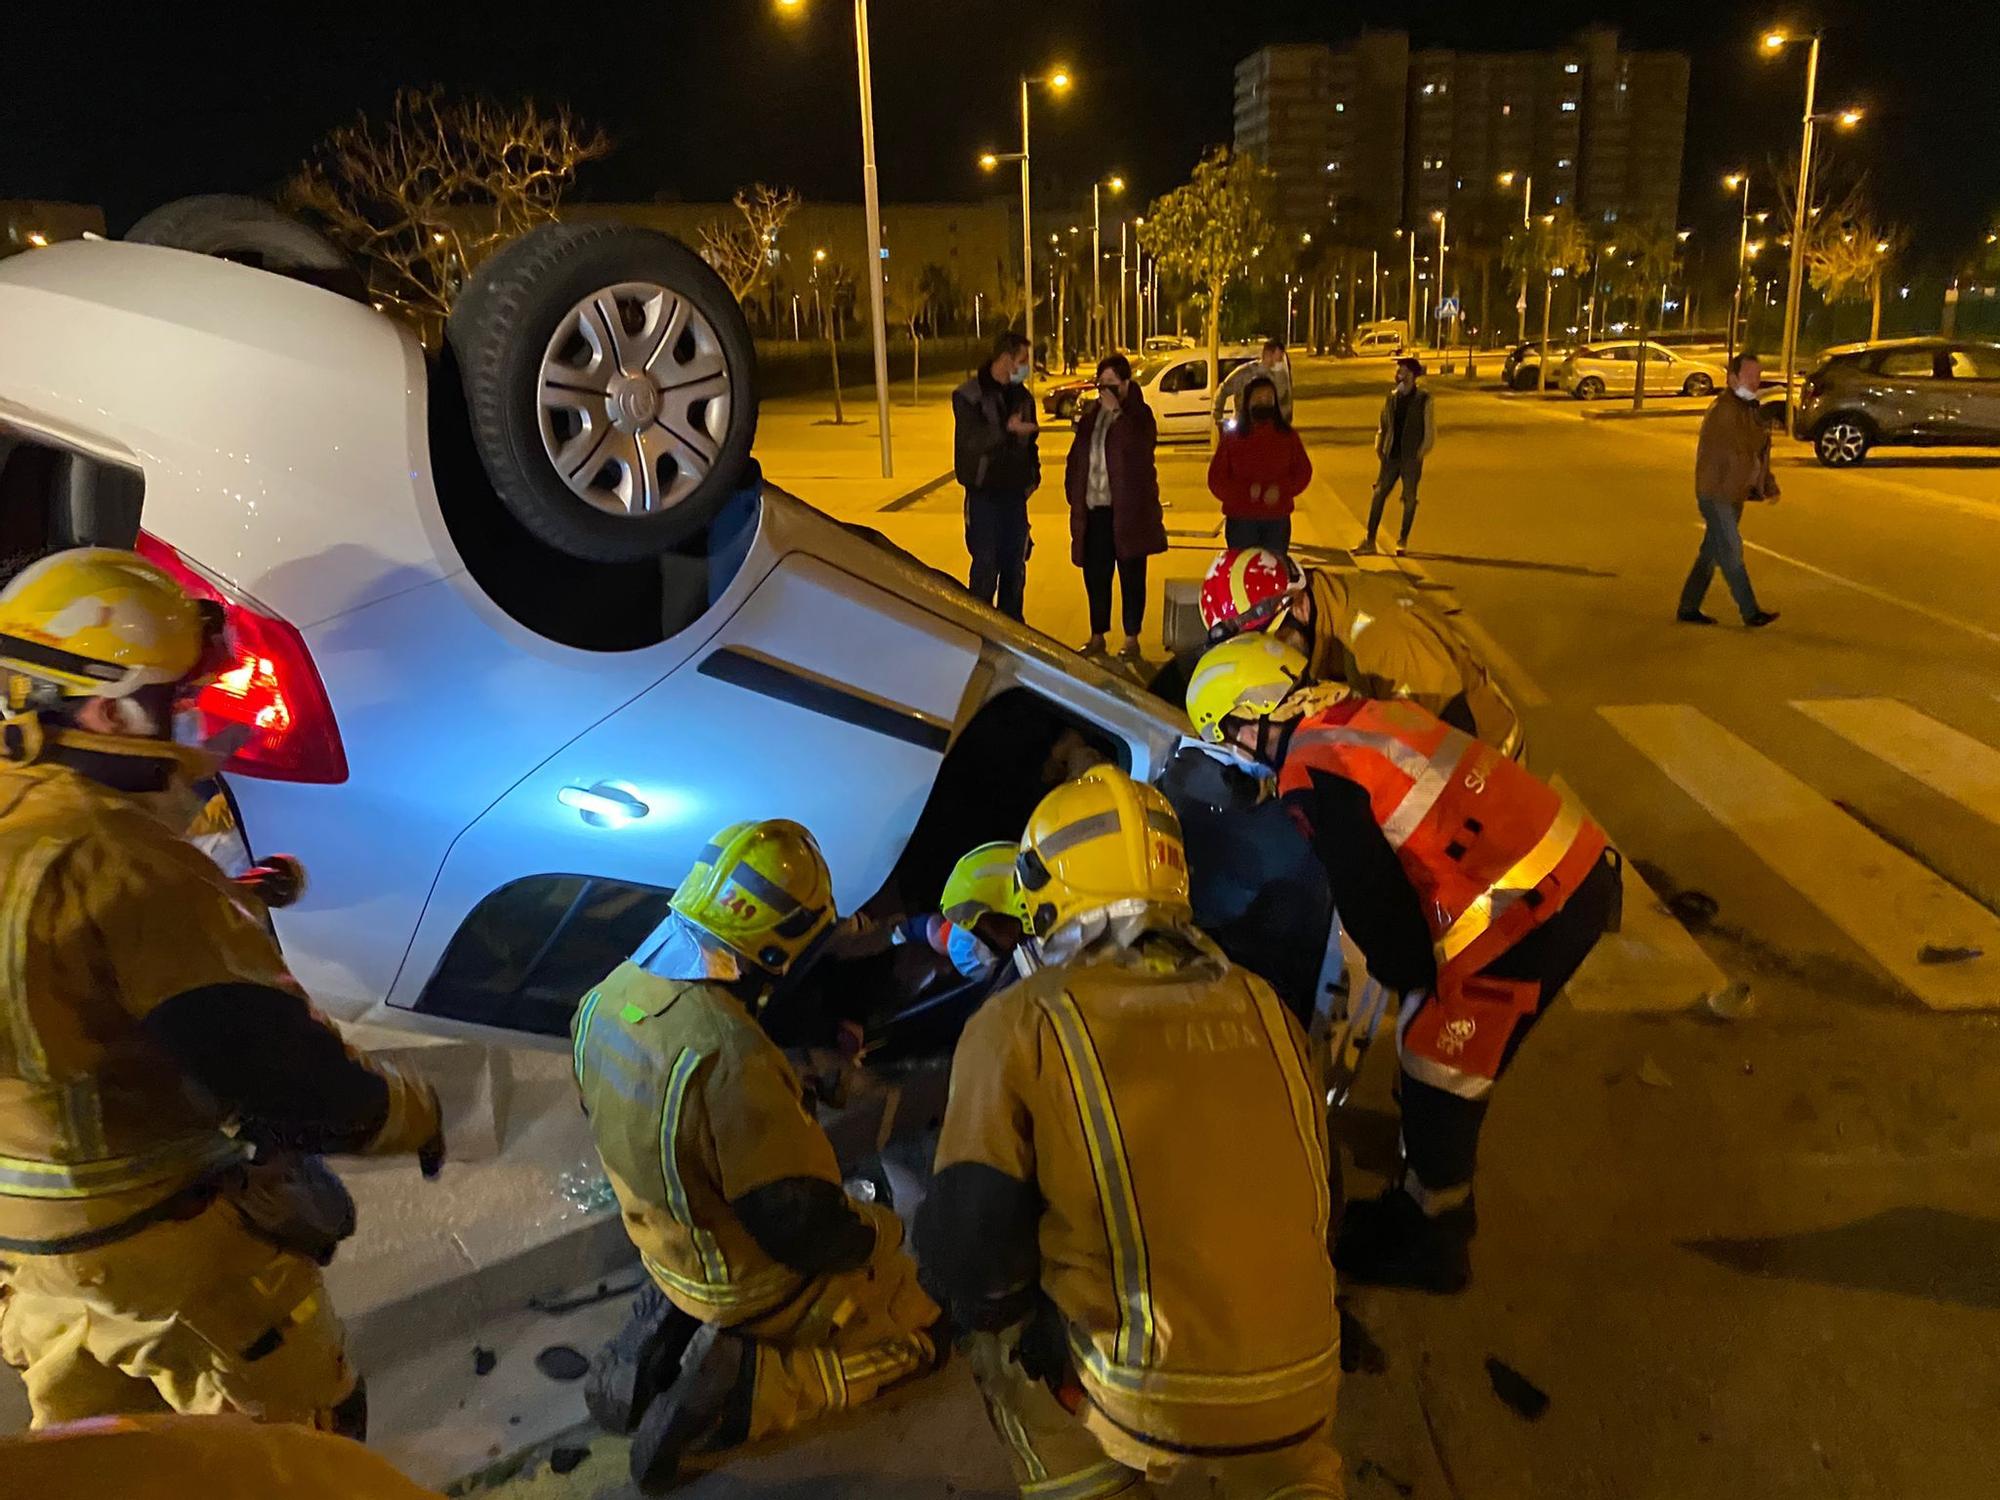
[1188,634,1619,1294]
[0,550,443,1438]
[918,766,1343,1500]
[572,818,943,1493]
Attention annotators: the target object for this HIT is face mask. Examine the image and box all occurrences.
[1733,383,1757,401]
[945,921,997,980]
[1008,362,1028,385]
[1249,404,1276,422]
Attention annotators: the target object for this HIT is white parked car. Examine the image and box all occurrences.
[1558,341,1725,400]
[1076,346,1261,441]
[0,226,1210,1048]
[1141,334,1194,354]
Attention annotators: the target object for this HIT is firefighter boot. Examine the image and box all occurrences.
[587,1282,699,1435]
[628,1322,752,1493]
[1333,1184,1476,1294]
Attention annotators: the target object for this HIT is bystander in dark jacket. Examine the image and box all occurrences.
[1063,354,1166,656]
[953,331,1041,621]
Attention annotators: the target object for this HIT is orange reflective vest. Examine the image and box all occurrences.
[1278,698,1606,1088]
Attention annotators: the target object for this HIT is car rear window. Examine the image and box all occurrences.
[1876,349,1940,378]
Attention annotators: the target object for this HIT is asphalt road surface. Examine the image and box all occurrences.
[478,361,2000,1500]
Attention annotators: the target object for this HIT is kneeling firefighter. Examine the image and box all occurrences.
[1188,635,1619,1293]
[0,549,443,1435]
[572,819,943,1491]
[1199,546,1523,759]
[918,767,1343,1499]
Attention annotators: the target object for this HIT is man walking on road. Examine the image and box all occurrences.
[954,331,1042,622]
[1679,352,1781,628]
[1359,357,1433,555]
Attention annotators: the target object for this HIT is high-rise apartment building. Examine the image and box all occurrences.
[1234,28,1688,241]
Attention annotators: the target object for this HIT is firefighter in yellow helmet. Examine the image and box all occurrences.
[1188,634,1617,1293]
[0,549,443,1437]
[572,818,943,1491]
[1,1412,443,1499]
[917,767,1343,1499]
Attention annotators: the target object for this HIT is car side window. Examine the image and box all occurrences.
[1948,348,2000,379]
[1162,361,1207,394]
[1877,350,1937,378]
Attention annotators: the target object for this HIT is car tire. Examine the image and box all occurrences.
[448,222,757,564]
[124,194,365,299]
[1813,416,1873,467]
[1574,376,1604,401]
[1512,367,1538,391]
[1682,373,1715,397]
[1055,393,1077,420]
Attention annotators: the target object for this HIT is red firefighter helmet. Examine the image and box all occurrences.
[1197,548,1306,644]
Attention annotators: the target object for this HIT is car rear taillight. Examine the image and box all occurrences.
[135,532,349,784]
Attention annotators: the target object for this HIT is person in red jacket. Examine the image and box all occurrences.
[1064,354,1167,658]
[1208,374,1312,554]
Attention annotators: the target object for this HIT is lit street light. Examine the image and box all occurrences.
[1500,170,1533,338]
[1091,173,1124,355]
[1725,170,1756,362]
[779,0,895,476]
[1763,29,1862,438]
[1431,208,1448,349]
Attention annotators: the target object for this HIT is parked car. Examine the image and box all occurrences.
[1798,337,2000,466]
[1500,340,1573,391]
[0,226,1249,1053]
[1142,334,1195,354]
[1558,341,1725,400]
[1350,325,1407,357]
[1040,371,1098,421]
[1073,346,1260,440]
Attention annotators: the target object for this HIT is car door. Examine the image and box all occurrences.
[1153,355,1211,436]
[385,551,983,1035]
[1946,346,2000,439]
[1869,347,1946,439]
[1643,345,1681,393]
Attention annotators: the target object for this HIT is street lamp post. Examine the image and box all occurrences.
[1431,209,1448,351]
[1725,171,1753,365]
[1370,248,1379,324]
[993,69,1068,370]
[1500,171,1533,341]
[778,0,894,474]
[1089,175,1124,356]
[1768,29,1820,439]
[1401,229,1415,338]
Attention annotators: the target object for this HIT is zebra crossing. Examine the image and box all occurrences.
[1575,697,2000,1013]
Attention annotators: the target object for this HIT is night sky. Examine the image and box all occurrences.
[5,1,1997,266]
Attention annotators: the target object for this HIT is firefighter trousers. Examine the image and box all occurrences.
[965,1326,1345,1499]
[699,1202,941,1447]
[0,1196,354,1429]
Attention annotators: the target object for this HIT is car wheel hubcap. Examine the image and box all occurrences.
[1824,425,1863,461]
[538,281,732,518]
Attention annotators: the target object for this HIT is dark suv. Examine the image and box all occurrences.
[1799,338,2000,466]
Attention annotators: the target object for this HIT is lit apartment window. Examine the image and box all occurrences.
[1561,100,1578,111]
[1553,194,1564,205]
[1563,62,1579,74]
[1422,83,1435,96]
[1557,158,1572,168]
[1502,103,1512,116]
[1335,101,1346,112]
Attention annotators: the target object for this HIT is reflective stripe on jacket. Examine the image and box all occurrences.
[572,965,838,1323]
[930,931,1339,1455]
[1280,698,1605,991]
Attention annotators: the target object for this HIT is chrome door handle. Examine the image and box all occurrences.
[559,781,650,828]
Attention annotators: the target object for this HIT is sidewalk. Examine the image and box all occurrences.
[757,385,1352,656]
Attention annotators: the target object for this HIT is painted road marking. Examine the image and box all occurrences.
[1737,539,2000,650]
[1600,703,2000,1011]
[1550,774,1731,1014]
[1793,698,2000,831]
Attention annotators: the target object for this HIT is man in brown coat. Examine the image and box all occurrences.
[1678,351,1781,627]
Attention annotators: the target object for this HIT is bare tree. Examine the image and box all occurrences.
[287,88,608,342]
[697,184,799,306]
